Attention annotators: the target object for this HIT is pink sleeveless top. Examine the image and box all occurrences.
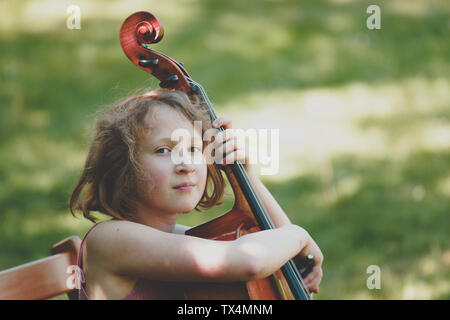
[77,221,184,300]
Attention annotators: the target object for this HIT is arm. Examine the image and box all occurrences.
[212,116,324,293]
[87,220,307,283]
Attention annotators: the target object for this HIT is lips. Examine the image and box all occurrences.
[173,182,196,189]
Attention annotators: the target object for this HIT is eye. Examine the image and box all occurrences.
[156,147,171,154]
[190,146,201,153]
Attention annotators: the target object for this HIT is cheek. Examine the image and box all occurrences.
[141,157,172,190]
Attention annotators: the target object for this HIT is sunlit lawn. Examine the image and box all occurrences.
[1,0,449,299]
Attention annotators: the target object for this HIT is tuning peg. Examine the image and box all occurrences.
[139,58,159,68]
[159,75,179,88]
[300,254,315,278]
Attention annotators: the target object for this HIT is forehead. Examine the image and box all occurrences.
[144,104,202,142]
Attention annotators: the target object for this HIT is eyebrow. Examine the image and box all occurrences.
[152,137,176,144]
[150,136,200,146]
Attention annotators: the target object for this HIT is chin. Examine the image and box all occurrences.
[177,208,195,214]
[175,203,197,214]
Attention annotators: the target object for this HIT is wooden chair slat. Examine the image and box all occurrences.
[0,236,82,300]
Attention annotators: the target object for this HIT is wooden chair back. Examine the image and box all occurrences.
[0,236,81,300]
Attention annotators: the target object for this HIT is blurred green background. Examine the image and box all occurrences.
[1,0,449,299]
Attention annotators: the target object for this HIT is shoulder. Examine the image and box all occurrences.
[86,220,190,245]
[86,220,140,244]
[85,220,154,249]
[84,220,146,263]
[83,220,159,279]
[82,221,141,298]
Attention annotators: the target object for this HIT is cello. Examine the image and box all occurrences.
[119,11,314,300]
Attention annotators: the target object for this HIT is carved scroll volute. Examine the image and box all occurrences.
[120,11,192,92]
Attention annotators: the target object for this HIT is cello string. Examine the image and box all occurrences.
[188,79,311,299]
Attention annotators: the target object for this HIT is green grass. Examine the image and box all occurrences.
[1,0,449,299]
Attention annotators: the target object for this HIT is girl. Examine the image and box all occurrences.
[70,88,323,300]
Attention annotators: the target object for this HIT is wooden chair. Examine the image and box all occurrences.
[0,236,81,300]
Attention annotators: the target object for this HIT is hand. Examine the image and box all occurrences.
[211,116,253,174]
[295,232,324,294]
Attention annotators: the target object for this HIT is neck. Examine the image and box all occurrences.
[133,204,178,233]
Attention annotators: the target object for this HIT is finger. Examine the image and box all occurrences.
[214,136,245,157]
[222,149,246,165]
[213,137,237,159]
[303,265,321,284]
[213,116,232,129]
[308,274,322,294]
[309,283,320,294]
[304,267,322,294]
[213,129,235,146]
[304,268,321,286]
[214,139,235,164]
[304,276,320,294]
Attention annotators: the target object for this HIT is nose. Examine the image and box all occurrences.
[175,162,196,175]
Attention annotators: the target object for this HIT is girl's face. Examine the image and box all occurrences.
[138,105,208,215]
